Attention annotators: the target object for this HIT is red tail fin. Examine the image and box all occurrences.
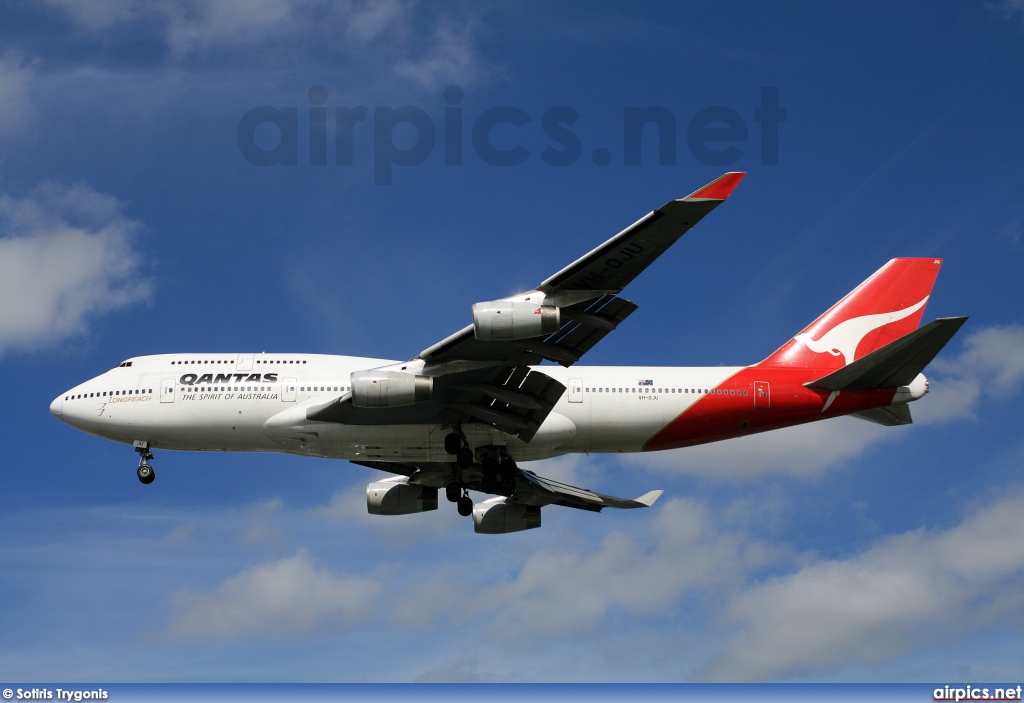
[758,258,943,370]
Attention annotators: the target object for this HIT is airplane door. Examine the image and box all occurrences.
[568,378,583,403]
[160,378,175,403]
[282,377,297,402]
[754,381,770,409]
[236,353,254,372]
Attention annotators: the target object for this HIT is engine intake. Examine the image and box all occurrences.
[351,370,432,408]
[472,301,560,341]
[472,497,541,534]
[367,477,438,515]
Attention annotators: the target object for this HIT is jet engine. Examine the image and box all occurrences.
[472,301,560,341]
[351,369,432,408]
[472,497,541,534]
[366,477,438,515]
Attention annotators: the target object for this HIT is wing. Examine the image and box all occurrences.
[419,171,746,367]
[352,460,663,512]
[311,172,745,439]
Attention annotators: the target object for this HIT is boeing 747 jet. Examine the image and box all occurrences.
[51,173,966,533]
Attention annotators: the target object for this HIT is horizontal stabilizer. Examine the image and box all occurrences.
[852,404,913,426]
[806,317,967,392]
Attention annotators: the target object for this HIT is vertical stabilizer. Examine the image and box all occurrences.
[758,258,943,370]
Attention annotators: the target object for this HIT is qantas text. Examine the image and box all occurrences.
[179,373,278,385]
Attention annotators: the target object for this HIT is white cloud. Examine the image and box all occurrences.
[999,219,1022,248]
[426,498,785,638]
[0,182,150,357]
[993,0,1024,25]
[343,0,407,45]
[628,418,889,480]
[699,489,1024,681]
[38,0,142,32]
[394,18,484,91]
[161,520,197,545]
[917,324,1024,423]
[162,0,304,59]
[170,551,377,640]
[0,53,37,150]
[239,498,288,548]
[39,0,487,90]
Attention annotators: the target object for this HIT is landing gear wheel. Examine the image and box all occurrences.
[456,447,474,469]
[445,484,461,503]
[457,495,473,517]
[444,432,462,455]
[137,464,155,484]
[135,441,155,485]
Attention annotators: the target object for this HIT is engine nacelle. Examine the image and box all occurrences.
[892,373,929,405]
[472,301,560,341]
[351,370,432,408]
[366,477,438,515]
[472,497,541,534]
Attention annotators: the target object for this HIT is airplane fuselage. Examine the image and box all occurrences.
[51,352,909,464]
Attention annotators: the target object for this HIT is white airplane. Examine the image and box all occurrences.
[51,173,966,534]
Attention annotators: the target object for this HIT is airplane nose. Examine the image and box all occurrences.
[50,394,63,417]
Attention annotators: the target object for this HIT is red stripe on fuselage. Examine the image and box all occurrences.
[642,366,898,452]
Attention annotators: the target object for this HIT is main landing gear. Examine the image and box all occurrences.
[444,430,521,517]
[134,440,155,485]
[444,430,474,517]
[445,482,474,516]
[444,430,474,469]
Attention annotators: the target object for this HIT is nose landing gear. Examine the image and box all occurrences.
[134,440,155,484]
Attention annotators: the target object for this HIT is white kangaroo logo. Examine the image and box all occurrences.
[794,296,928,366]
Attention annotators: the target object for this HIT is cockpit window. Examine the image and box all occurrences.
[115,361,133,368]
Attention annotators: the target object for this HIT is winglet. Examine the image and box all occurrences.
[633,489,664,507]
[683,172,746,201]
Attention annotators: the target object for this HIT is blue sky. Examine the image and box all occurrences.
[2,0,1024,683]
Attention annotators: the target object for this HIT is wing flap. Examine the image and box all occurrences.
[471,368,565,442]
